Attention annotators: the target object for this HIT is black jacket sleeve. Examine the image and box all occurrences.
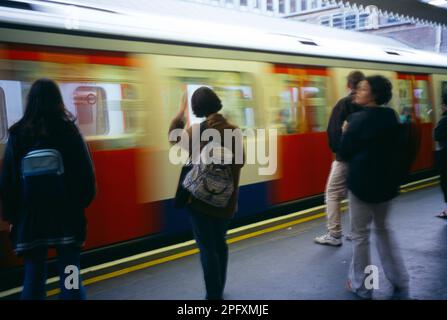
[338,113,364,161]
[0,135,20,223]
[327,100,346,154]
[434,115,447,143]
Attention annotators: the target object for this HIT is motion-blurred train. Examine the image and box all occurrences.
[1,0,447,291]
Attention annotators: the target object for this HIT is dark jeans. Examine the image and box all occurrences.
[436,150,447,202]
[188,206,231,300]
[21,245,86,300]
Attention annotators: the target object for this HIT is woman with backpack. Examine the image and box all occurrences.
[339,75,410,300]
[0,78,96,300]
[169,87,244,300]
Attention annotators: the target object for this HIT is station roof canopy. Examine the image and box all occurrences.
[346,0,447,27]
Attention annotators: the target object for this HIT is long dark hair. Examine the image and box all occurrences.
[10,78,76,140]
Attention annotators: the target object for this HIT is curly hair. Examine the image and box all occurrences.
[365,75,393,106]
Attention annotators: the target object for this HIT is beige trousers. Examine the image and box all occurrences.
[325,160,348,238]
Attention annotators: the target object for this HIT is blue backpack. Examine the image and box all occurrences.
[21,148,67,209]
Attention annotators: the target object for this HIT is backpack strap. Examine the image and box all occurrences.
[199,120,208,135]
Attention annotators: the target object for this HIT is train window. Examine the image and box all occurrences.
[73,86,109,136]
[57,79,145,142]
[0,87,7,143]
[120,83,145,135]
[414,80,432,123]
[273,76,299,134]
[274,71,328,134]
[163,70,256,129]
[397,80,413,123]
[301,76,328,132]
[397,78,432,123]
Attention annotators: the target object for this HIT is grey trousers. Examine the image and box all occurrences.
[348,192,409,296]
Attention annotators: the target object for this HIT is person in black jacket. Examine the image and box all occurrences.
[0,78,96,300]
[315,71,364,246]
[434,93,447,218]
[339,75,409,300]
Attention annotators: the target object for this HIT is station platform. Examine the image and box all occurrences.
[65,182,446,300]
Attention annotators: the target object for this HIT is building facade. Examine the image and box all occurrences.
[180,0,446,53]
[181,0,330,17]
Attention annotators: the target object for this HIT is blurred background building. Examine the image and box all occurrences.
[180,0,447,54]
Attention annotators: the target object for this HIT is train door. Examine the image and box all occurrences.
[271,65,329,134]
[397,73,434,171]
[270,65,332,203]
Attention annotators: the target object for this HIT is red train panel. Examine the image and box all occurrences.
[271,132,333,204]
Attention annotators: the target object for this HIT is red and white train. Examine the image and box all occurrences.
[0,0,446,292]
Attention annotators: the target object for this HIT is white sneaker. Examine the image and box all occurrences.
[314,233,342,246]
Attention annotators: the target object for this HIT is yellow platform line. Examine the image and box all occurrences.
[41,178,445,297]
[46,212,327,297]
[400,181,438,193]
[2,178,438,298]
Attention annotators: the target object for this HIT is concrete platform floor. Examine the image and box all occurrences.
[85,186,447,300]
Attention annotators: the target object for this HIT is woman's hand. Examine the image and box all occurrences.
[180,91,188,114]
[173,91,188,128]
[177,92,188,118]
[342,120,349,133]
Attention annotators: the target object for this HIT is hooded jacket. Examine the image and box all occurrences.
[338,106,402,203]
[0,122,96,253]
